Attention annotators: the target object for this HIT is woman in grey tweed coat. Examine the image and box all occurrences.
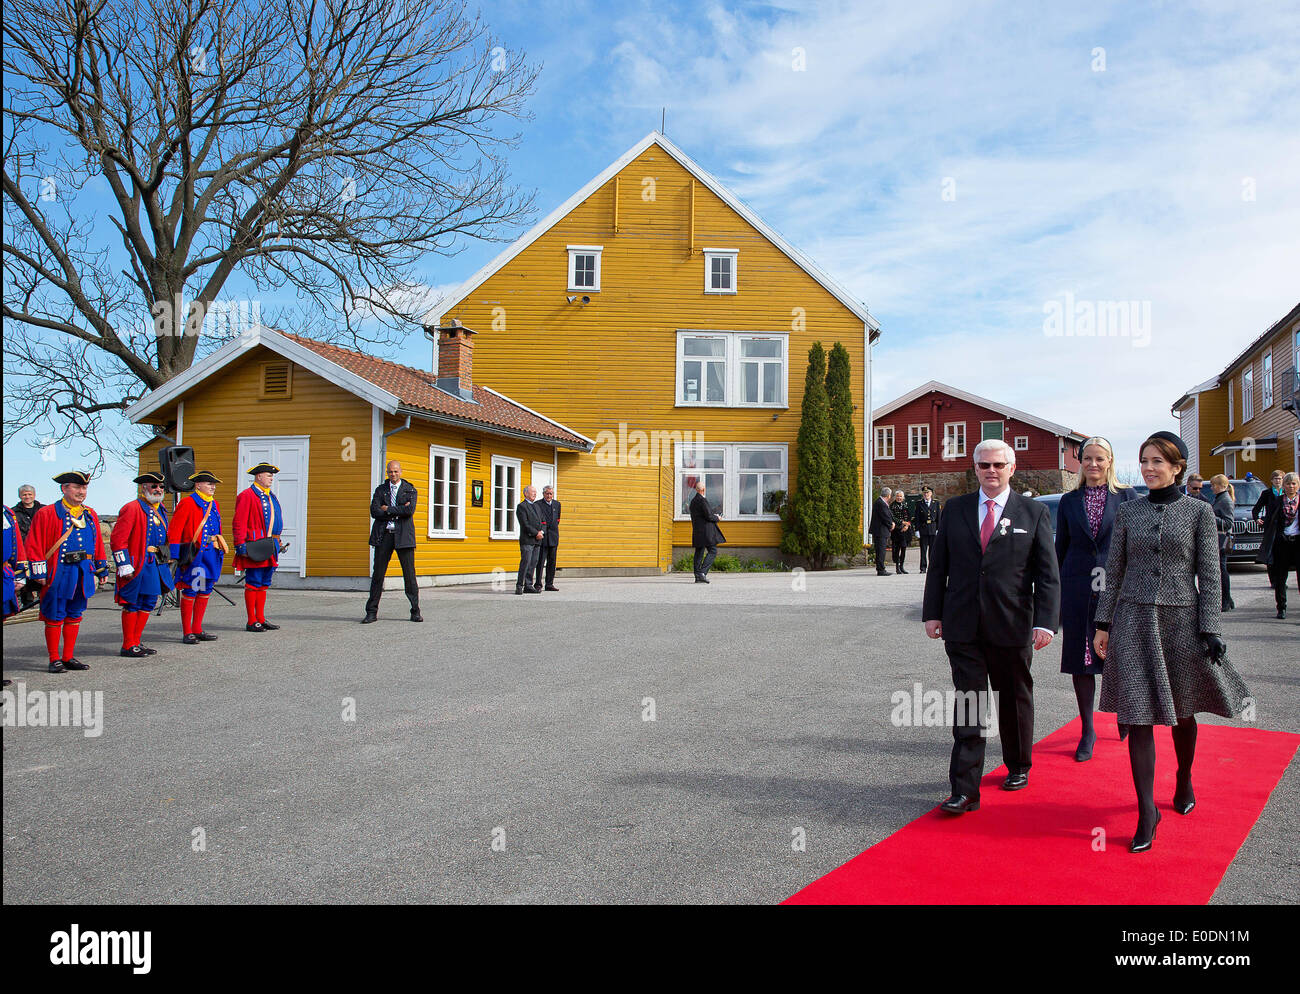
[1092,432,1250,853]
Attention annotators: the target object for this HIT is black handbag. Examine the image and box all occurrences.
[244,536,278,561]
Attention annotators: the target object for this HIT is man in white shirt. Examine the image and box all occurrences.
[922,439,1061,814]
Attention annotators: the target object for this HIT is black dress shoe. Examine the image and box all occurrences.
[939,794,980,814]
[1278,608,1287,619]
[61,658,89,671]
[120,645,149,658]
[48,661,66,673]
[140,644,158,655]
[361,614,378,624]
[514,588,524,595]
[1129,811,1162,853]
[196,631,218,641]
[182,633,199,645]
[260,621,280,630]
[246,622,266,632]
[545,585,559,592]
[899,567,908,574]
[524,587,541,594]
[410,611,423,622]
[698,576,709,583]
[1001,772,1029,791]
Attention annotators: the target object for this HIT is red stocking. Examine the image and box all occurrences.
[256,586,269,624]
[44,620,63,662]
[134,609,150,645]
[62,619,81,661]
[192,594,210,633]
[244,585,258,625]
[180,595,196,635]
[121,610,135,650]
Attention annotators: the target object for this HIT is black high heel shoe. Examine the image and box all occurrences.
[1173,780,1196,815]
[1129,811,1162,853]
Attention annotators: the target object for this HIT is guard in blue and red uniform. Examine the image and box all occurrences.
[25,471,109,673]
[110,472,176,658]
[4,503,30,686]
[233,462,284,632]
[168,470,228,644]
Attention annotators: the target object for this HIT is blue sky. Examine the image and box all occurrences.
[6,0,1299,509]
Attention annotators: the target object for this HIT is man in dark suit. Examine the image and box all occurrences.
[689,481,724,583]
[868,488,896,576]
[922,439,1061,814]
[363,460,421,622]
[533,485,561,591]
[913,485,941,574]
[515,485,545,594]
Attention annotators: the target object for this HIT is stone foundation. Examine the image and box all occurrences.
[872,468,1077,504]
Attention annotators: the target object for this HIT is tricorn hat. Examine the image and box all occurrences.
[1145,430,1189,461]
[52,471,91,486]
[246,462,280,476]
[133,472,166,486]
[189,470,222,484]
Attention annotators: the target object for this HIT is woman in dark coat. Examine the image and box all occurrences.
[1208,474,1236,611]
[1093,432,1250,854]
[1256,471,1300,618]
[1055,437,1139,762]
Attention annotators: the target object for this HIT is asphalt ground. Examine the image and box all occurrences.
[3,564,1296,904]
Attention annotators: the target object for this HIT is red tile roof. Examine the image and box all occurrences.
[279,332,591,450]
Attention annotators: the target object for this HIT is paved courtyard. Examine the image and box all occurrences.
[3,565,1296,904]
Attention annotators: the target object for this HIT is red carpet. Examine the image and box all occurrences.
[786,714,1298,904]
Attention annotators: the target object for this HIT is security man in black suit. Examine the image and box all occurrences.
[515,485,545,594]
[689,480,725,582]
[533,485,561,591]
[868,488,896,576]
[922,440,1060,815]
[913,485,942,574]
[363,460,422,622]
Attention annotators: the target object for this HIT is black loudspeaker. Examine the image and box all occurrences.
[159,446,197,492]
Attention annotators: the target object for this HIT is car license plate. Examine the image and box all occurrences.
[1237,540,1260,550]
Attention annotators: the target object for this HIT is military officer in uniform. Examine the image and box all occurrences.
[168,470,228,644]
[111,472,176,657]
[233,462,284,632]
[914,485,942,574]
[26,471,110,672]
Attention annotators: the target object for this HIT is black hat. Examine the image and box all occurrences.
[189,470,222,484]
[133,472,166,486]
[921,485,933,492]
[246,462,280,476]
[52,471,91,486]
[1146,430,1189,461]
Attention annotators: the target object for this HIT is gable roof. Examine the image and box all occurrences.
[872,380,1088,441]
[428,132,881,336]
[1171,374,1222,413]
[123,326,593,451]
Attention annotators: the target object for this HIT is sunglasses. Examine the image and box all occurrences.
[976,462,1008,470]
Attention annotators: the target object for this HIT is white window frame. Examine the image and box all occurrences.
[674,442,788,521]
[1263,349,1273,408]
[1228,379,1234,430]
[703,248,738,294]
[908,424,929,459]
[943,421,966,460]
[567,245,602,292]
[875,425,895,460]
[427,444,467,539]
[489,455,521,540]
[675,330,786,408]
[1014,435,1029,451]
[1243,366,1254,422]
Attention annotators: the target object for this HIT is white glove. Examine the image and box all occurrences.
[117,565,135,579]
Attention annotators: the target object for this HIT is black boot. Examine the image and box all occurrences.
[1172,716,1197,814]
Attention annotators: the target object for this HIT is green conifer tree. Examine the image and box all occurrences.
[781,342,833,568]
[826,342,863,561]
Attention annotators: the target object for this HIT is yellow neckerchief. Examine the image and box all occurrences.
[254,483,272,495]
[192,490,212,505]
[61,498,85,519]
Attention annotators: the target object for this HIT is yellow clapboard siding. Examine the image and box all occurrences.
[552,450,660,567]
[433,146,867,563]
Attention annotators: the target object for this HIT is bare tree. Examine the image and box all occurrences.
[3,0,538,465]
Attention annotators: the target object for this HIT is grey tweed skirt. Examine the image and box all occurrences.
[1097,601,1251,725]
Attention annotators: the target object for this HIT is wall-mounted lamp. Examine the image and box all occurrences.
[566,295,591,305]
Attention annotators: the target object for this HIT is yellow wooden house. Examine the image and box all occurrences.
[126,325,592,586]
[429,132,881,570]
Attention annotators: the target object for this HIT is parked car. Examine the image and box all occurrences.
[1034,485,1149,536]
[1222,478,1268,563]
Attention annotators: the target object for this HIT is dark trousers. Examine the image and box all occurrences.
[517,543,540,591]
[693,545,717,577]
[918,534,933,570]
[891,532,909,567]
[1270,537,1299,609]
[534,544,557,588]
[944,638,1034,798]
[1218,549,1231,608]
[366,533,419,615]
[870,529,890,572]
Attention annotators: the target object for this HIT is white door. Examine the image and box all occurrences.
[237,436,310,577]
[531,460,555,499]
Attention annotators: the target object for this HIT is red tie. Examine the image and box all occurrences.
[980,499,996,552]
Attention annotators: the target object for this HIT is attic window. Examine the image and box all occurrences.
[260,361,292,399]
[704,249,738,294]
[567,245,602,291]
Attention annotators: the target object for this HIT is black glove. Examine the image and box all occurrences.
[1200,633,1227,665]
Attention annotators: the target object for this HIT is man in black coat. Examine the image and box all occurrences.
[913,485,942,574]
[689,481,724,582]
[533,485,561,591]
[13,485,42,607]
[515,485,545,594]
[868,488,896,576]
[363,460,421,622]
[922,440,1061,815]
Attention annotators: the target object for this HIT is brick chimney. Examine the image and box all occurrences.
[434,320,475,402]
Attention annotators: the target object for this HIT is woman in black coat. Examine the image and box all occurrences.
[1208,475,1236,612]
[1055,437,1140,762]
